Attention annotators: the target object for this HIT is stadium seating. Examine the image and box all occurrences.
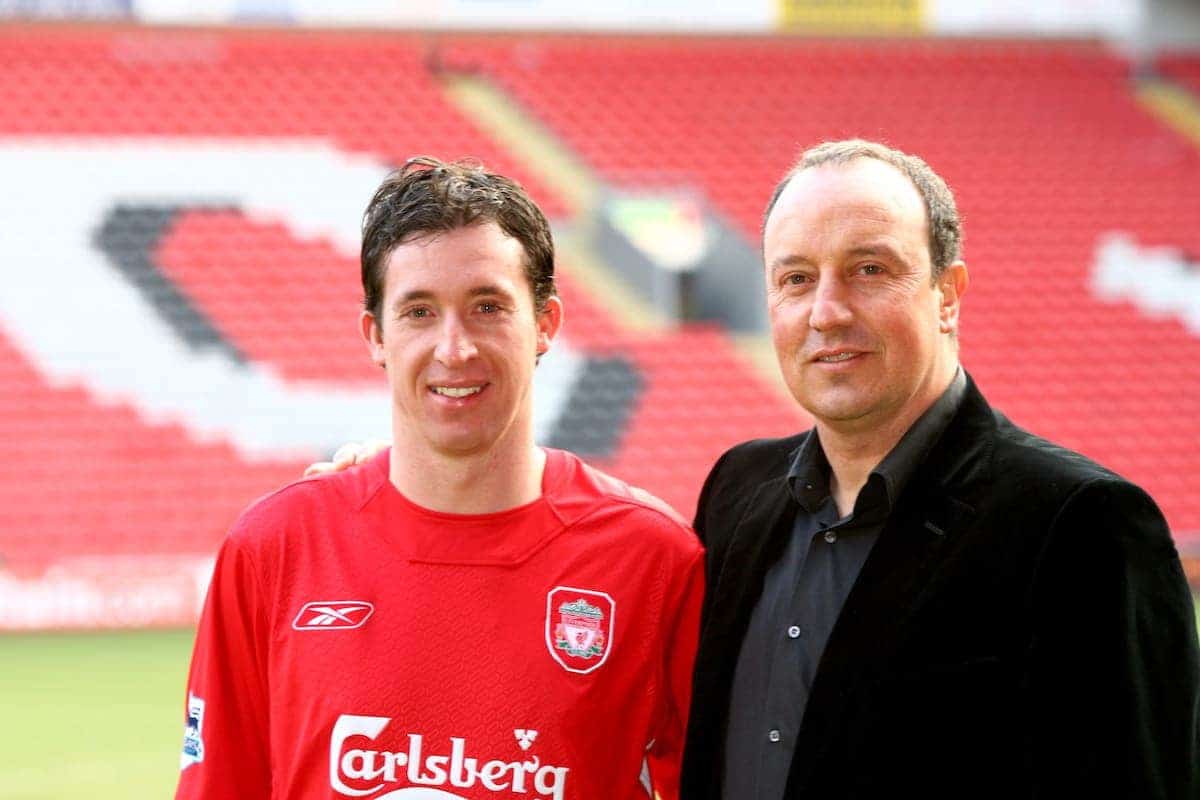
[464,36,1200,541]
[0,27,1196,604]
[1160,52,1200,98]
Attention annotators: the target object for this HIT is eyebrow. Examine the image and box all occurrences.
[846,244,902,261]
[768,253,814,274]
[392,284,514,309]
[467,284,512,299]
[768,243,902,274]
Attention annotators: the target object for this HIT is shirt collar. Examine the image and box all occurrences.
[787,367,968,515]
[358,448,571,566]
[874,367,967,507]
[786,427,830,513]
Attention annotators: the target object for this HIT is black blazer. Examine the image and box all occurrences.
[682,375,1199,800]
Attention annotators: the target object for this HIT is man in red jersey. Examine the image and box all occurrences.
[175,158,704,800]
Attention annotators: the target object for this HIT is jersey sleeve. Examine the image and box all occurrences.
[175,522,273,800]
[644,542,706,800]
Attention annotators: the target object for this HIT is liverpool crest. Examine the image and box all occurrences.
[545,586,615,674]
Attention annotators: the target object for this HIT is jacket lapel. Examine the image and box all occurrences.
[699,473,798,705]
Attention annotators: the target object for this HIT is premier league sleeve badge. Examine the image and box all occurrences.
[545,586,615,674]
[180,692,205,770]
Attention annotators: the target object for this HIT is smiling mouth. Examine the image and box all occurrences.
[814,352,861,363]
[431,386,484,398]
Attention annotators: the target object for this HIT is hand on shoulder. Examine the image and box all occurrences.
[303,439,390,477]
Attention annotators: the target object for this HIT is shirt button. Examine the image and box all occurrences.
[787,625,801,639]
[823,530,838,544]
[768,729,781,743]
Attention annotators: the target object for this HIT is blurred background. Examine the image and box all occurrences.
[1,0,1198,797]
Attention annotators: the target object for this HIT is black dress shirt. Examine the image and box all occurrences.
[721,370,967,799]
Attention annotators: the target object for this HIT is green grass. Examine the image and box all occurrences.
[0,628,195,800]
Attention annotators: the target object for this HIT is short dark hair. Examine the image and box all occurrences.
[763,139,963,278]
[361,156,556,321]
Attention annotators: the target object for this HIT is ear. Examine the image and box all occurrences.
[360,309,387,368]
[535,295,564,357]
[937,261,969,335]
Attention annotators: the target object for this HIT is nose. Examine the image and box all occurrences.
[808,275,853,332]
[433,315,478,366]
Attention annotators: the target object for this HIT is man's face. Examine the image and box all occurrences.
[763,158,966,437]
[361,222,561,459]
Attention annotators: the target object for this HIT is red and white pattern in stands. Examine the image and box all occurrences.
[1,30,1195,631]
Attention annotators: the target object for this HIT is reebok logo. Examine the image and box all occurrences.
[293,601,375,631]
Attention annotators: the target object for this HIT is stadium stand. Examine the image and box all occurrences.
[0,27,1197,625]
[1160,52,1200,98]
[463,36,1200,542]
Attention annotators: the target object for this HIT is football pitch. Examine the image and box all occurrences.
[2,604,1199,800]
[0,627,194,800]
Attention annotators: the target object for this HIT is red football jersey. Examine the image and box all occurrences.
[176,448,704,800]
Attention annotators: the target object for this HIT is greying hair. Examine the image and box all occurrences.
[763,139,962,278]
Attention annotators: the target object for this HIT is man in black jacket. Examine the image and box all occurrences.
[680,139,1199,800]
